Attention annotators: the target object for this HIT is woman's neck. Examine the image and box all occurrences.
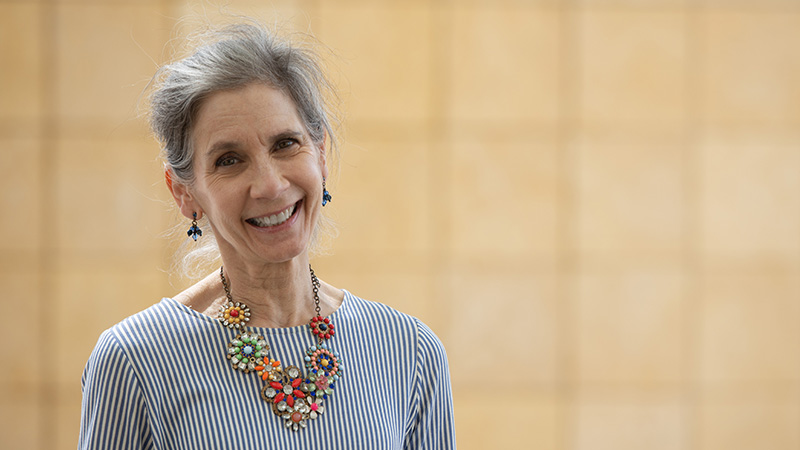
[175,253,343,328]
[219,257,316,328]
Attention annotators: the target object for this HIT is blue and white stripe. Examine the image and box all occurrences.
[79,291,456,449]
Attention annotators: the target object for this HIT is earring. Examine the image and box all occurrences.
[187,212,202,241]
[322,178,332,206]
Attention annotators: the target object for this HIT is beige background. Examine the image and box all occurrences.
[2,0,800,449]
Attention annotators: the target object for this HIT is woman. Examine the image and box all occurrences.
[79,23,455,449]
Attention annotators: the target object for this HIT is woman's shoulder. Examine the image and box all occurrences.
[111,296,182,325]
[83,300,172,376]
[341,291,446,347]
[85,298,211,378]
[98,298,198,351]
[342,291,417,324]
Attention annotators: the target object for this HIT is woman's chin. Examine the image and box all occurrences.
[248,238,310,265]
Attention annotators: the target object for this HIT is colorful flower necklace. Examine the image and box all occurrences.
[218,265,344,432]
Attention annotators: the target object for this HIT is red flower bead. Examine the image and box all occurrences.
[309,315,335,340]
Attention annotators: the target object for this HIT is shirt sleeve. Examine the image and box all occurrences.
[79,329,153,450]
[403,319,457,449]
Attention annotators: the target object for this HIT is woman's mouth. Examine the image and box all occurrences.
[246,201,299,228]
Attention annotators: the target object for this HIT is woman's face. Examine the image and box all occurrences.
[173,82,327,266]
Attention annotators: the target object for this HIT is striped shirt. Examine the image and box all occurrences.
[79,291,456,449]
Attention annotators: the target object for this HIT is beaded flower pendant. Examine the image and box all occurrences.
[304,343,343,398]
[226,331,269,373]
[309,315,335,339]
[261,365,322,431]
[259,344,343,432]
[218,301,251,329]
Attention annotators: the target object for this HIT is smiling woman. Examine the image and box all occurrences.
[78,22,455,449]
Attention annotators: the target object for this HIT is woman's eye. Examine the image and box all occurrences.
[216,155,239,167]
[276,139,298,150]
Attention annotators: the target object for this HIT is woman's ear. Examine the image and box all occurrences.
[166,167,201,220]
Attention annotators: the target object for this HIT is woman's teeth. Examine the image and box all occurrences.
[248,204,296,227]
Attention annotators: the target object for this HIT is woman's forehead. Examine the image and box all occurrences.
[197,84,300,124]
[192,84,305,147]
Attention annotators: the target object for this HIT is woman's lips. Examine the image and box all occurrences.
[246,201,299,227]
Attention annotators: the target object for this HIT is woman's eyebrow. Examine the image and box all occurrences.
[269,130,305,142]
[206,140,242,156]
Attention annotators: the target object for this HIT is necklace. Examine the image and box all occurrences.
[218,265,344,432]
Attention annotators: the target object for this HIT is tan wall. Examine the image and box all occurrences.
[2,0,800,448]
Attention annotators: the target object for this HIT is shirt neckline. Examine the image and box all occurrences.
[162,289,351,336]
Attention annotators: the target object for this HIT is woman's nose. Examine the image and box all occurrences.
[249,159,289,199]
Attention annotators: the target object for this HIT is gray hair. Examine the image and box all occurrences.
[149,22,339,280]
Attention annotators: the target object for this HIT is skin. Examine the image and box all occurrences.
[168,82,343,328]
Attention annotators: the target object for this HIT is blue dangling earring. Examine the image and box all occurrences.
[322,178,332,206]
[187,212,202,241]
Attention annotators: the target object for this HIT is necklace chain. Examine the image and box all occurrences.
[310,266,321,317]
